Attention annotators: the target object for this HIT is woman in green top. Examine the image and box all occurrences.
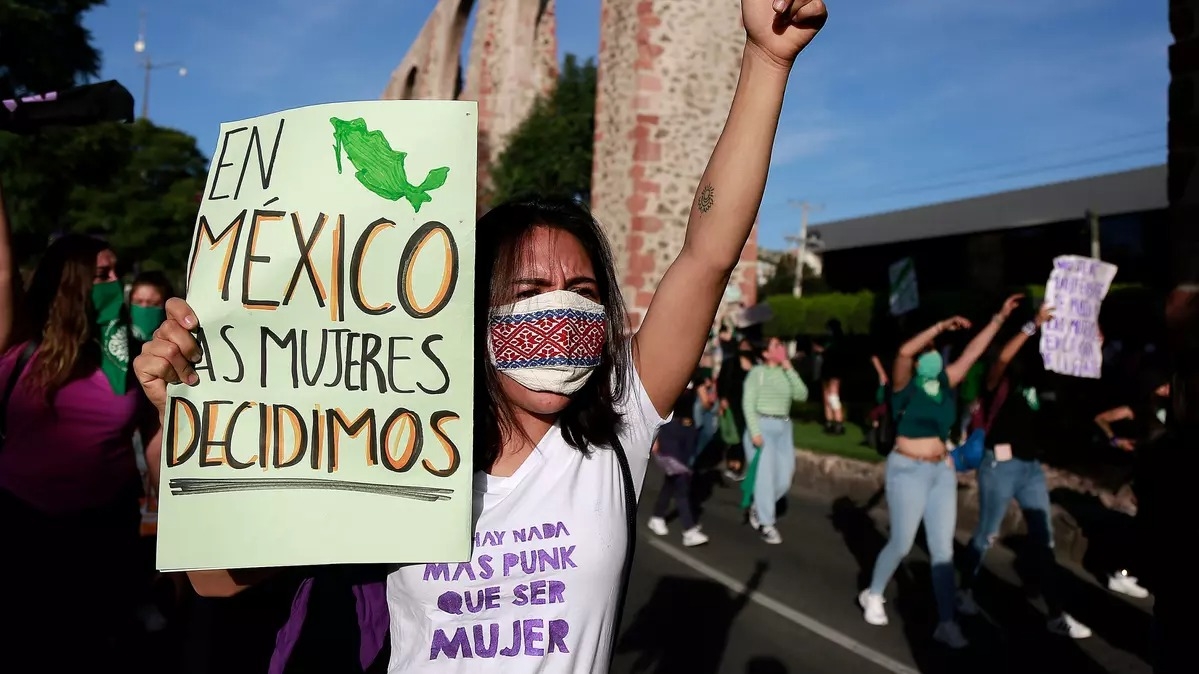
[741,336,809,544]
[858,294,1021,649]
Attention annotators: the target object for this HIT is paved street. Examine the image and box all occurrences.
[613,469,1154,674]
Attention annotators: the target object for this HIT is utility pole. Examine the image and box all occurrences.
[1086,209,1101,259]
[133,9,187,120]
[785,200,823,297]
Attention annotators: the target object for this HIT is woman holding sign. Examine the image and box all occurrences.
[133,1,829,671]
[956,302,1093,639]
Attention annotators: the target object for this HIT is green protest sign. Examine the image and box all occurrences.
[157,101,478,571]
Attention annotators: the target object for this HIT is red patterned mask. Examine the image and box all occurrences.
[488,290,607,395]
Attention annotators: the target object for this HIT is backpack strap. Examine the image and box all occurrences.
[608,433,637,662]
[0,340,38,449]
[982,377,1010,432]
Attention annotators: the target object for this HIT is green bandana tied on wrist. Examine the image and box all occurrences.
[91,280,130,395]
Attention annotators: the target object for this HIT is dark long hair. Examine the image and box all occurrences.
[474,196,630,469]
[21,234,109,397]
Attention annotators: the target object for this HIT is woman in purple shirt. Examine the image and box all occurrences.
[0,180,162,669]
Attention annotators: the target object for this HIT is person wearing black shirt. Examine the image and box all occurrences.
[717,339,756,479]
[1090,369,1170,599]
[956,302,1093,639]
[814,318,847,435]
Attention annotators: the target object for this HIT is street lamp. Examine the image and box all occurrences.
[134,10,186,120]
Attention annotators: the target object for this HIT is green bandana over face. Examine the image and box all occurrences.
[130,304,165,342]
[915,351,944,402]
[91,281,130,395]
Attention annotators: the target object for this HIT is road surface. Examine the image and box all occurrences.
[613,469,1153,674]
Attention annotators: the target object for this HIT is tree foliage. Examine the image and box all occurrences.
[0,121,207,278]
[490,54,597,204]
[0,0,105,98]
[0,0,208,286]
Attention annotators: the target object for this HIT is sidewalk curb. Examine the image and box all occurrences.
[789,448,1137,567]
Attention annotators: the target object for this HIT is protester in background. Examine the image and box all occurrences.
[129,270,174,342]
[957,302,1093,640]
[866,352,892,451]
[127,269,177,632]
[719,338,756,480]
[693,367,719,465]
[742,336,809,545]
[130,3,829,670]
[0,180,162,669]
[648,375,711,547]
[859,295,1021,649]
[1090,367,1170,599]
[814,318,847,434]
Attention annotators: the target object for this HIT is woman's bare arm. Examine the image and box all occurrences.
[634,1,827,417]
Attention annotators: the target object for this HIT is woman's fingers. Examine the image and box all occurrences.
[157,319,203,363]
[141,335,197,386]
[165,297,199,330]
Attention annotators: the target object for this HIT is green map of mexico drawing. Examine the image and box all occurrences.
[331,116,450,213]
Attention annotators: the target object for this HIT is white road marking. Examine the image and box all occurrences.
[642,536,920,674]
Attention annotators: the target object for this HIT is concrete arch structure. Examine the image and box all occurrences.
[384,0,558,212]
[384,0,756,329]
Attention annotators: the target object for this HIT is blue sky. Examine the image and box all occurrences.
[83,0,1168,249]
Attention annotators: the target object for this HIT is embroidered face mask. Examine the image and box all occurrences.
[488,289,607,395]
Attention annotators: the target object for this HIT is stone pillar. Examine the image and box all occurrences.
[384,0,557,215]
[381,0,475,101]
[591,0,753,329]
[461,0,558,211]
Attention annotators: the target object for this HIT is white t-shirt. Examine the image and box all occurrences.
[385,362,667,673]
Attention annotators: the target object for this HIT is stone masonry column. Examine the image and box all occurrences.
[591,0,754,329]
[462,0,559,212]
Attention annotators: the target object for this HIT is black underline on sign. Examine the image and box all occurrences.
[167,478,454,501]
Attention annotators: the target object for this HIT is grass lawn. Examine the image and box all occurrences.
[791,419,885,464]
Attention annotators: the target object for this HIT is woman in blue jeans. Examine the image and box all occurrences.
[742,337,809,545]
[859,295,1021,649]
[956,302,1093,639]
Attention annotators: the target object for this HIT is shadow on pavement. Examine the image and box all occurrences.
[830,492,1116,674]
[1002,494,1151,662]
[615,560,768,674]
[745,656,789,673]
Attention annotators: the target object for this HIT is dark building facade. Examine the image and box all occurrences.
[815,165,1169,297]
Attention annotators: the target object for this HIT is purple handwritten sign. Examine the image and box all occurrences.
[1039,255,1118,379]
[421,520,575,660]
[2,91,58,112]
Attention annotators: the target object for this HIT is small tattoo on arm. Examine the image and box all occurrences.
[698,184,715,213]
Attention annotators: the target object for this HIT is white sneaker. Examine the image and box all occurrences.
[760,525,782,545]
[748,508,761,530]
[1047,613,1092,639]
[1107,571,1150,599]
[682,527,709,547]
[647,517,668,536]
[933,620,969,649]
[956,589,980,617]
[858,590,889,626]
